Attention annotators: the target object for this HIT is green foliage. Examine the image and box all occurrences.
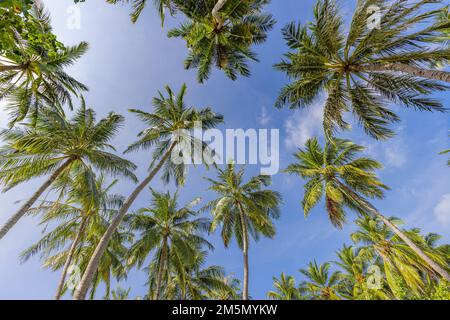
[275,0,449,140]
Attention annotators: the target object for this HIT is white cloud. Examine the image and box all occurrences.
[384,145,407,168]
[258,106,271,126]
[434,194,450,226]
[284,100,324,149]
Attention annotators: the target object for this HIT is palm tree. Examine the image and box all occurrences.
[126,189,212,300]
[108,287,131,300]
[299,261,342,300]
[206,275,241,300]
[20,174,130,299]
[0,4,88,126]
[168,0,275,83]
[334,245,391,300]
[161,250,232,300]
[204,163,282,300]
[0,101,136,241]
[267,273,301,300]
[73,84,223,300]
[351,216,449,299]
[275,0,449,140]
[285,137,450,282]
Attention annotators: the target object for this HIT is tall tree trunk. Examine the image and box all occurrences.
[237,202,249,300]
[0,159,73,241]
[0,65,23,72]
[361,63,450,83]
[154,237,168,300]
[54,216,89,300]
[338,181,450,282]
[212,0,228,29]
[73,143,177,300]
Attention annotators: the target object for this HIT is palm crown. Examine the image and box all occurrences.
[0,4,88,126]
[299,261,342,300]
[168,0,275,82]
[126,84,223,185]
[275,0,450,140]
[126,189,212,299]
[285,138,387,228]
[0,100,137,190]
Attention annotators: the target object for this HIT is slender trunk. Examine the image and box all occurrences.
[212,0,228,29]
[54,216,89,300]
[154,237,168,300]
[0,65,23,72]
[360,62,450,83]
[73,143,177,300]
[338,181,450,282]
[237,202,249,300]
[0,159,73,241]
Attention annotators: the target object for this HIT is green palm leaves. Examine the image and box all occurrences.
[267,273,301,300]
[285,138,387,228]
[168,0,275,82]
[299,261,342,300]
[126,189,211,300]
[275,0,449,140]
[0,100,135,240]
[204,163,282,299]
[0,5,88,126]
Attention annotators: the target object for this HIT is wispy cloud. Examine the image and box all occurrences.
[284,99,324,149]
[434,194,450,227]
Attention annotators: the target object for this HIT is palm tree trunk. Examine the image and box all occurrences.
[0,65,23,72]
[338,182,450,282]
[73,143,177,300]
[212,0,228,29]
[237,202,249,300]
[361,63,450,83]
[0,159,73,241]
[154,237,168,300]
[54,216,89,300]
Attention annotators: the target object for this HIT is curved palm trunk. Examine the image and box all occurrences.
[338,182,450,282]
[54,216,89,300]
[212,0,228,29]
[237,202,249,300]
[154,237,168,300]
[0,159,73,241]
[73,143,177,300]
[361,63,450,83]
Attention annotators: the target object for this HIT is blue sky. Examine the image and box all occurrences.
[0,0,449,299]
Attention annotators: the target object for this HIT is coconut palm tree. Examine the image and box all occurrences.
[159,249,232,300]
[204,163,282,300]
[267,273,301,300]
[351,216,449,299]
[334,245,391,300]
[101,0,178,24]
[0,4,88,126]
[206,275,241,300]
[168,0,275,83]
[275,0,449,140]
[125,189,212,300]
[0,101,136,241]
[299,261,342,300]
[285,137,450,282]
[73,84,223,300]
[20,174,130,299]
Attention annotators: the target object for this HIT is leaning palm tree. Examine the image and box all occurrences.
[299,261,342,300]
[125,189,212,300]
[20,175,130,299]
[0,4,88,126]
[352,216,449,299]
[0,101,136,241]
[267,273,301,300]
[275,0,449,140]
[168,0,275,82]
[73,84,223,300]
[204,163,282,300]
[285,137,450,282]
